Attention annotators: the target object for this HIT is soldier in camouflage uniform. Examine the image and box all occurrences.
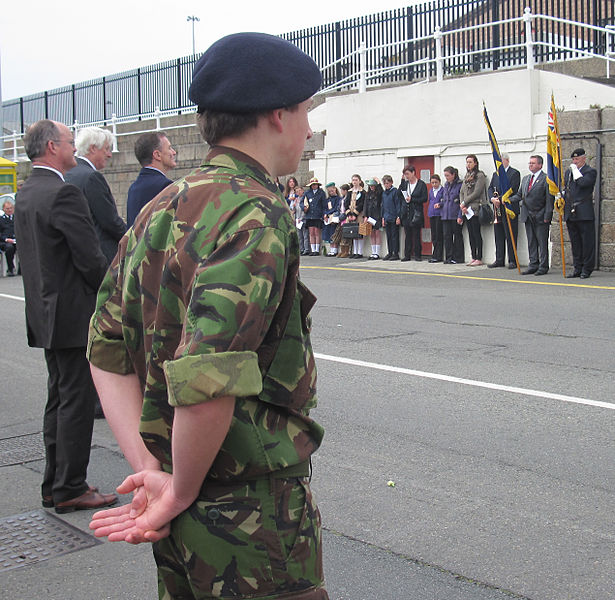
[88,33,328,599]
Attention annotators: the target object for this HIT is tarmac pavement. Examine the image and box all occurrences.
[1,257,613,599]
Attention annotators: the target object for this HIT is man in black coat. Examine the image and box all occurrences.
[487,153,521,269]
[65,127,126,264]
[15,119,117,513]
[564,148,598,279]
[126,132,176,227]
[510,155,554,276]
[0,199,17,275]
[399,165,428,261]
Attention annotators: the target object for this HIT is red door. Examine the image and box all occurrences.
[404,156,434,256]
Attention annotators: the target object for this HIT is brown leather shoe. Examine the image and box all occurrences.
[55,489,118,514]
[42,485,99,508]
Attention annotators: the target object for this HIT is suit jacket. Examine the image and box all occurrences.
[399,178,427,226]
[126,167,173,227]
[0,213,15,241]
[563,164,597,221]
[489,166,521,218]
[14,168,108,349]
[65,157,126,264]
[511,171,554,223]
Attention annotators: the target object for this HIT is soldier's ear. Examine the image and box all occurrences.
[267,109,285,134]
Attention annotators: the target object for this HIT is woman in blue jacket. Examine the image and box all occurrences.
[304,177,326,256]
[441,166,464,264]
[428,174,444,262]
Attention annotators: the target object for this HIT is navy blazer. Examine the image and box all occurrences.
[65,157,127,264]
[14,168,107,349]
[126,167,173,227]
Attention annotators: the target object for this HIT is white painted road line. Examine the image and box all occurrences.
[315,352,615,411]
[2,290,608,411]
[0,293,24,302]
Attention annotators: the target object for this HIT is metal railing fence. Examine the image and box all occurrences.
[2,1,614,159]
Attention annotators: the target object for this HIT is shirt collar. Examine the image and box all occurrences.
[33,165,65,181]
[77,156,97,171]
[144,166,166,176]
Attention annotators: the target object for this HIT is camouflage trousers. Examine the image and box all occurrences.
[153,476,328,599]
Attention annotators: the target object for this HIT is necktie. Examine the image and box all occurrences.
[528,175,534,191]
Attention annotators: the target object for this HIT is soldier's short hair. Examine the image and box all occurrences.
[24,120,60,161]
[197,105,299,146]
[134,132,167,166]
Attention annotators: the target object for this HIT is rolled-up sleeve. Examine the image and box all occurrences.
[166,225,290,407]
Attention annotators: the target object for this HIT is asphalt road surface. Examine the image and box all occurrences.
[1,258,613,599]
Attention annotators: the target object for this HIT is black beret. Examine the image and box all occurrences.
[571,148,586,158]
[189,32,322,113]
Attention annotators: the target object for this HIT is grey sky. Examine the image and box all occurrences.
[1,0,412,100]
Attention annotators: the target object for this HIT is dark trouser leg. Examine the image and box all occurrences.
[430,216,443,260]
[43,347,96,503]
[402,224,412,259]
[535,220,550,271]
[493,221,506,264]
[386,222,399,256]
[0,242,15,272]
[567,220,583,273]
[442,220,454,260]
[577,220,596,274]
[504,216,519,265]
[465,216,483,260]
[411,225,422,258]
[453,222,465,263]
[525,218,539,269]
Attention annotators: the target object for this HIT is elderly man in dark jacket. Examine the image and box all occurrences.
[15,119,117,513]
[65,127,126,264]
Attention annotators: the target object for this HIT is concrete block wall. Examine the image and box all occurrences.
[550,107,615,271]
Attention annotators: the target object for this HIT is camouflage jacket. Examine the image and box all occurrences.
[87,146,324,481]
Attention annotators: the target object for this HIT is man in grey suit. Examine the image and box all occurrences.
[15,120,117,513]
[65,127,126,264]
[510,155,554,275]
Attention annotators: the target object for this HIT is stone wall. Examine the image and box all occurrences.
[13,113,322,220]
[550,107,615,271]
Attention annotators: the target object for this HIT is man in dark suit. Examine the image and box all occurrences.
[510,155,554,276]
[65,127,126,264]
[15,119,117,513]
[487,153,521,269]
[126,132,176,226]
[0,199,17,276]
[564,148,597,279]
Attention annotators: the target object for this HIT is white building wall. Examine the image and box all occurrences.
[307,68,615,264]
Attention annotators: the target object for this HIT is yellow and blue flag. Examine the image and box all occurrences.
[547,94,565,214]
[483,104,516,219]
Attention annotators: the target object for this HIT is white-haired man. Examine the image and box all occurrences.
[65,127,126,264]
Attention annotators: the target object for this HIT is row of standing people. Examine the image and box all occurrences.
[284,156,487,264]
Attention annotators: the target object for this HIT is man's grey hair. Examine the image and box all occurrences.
[75,127,114,156]
[24,119,60,161]
[501,152,510,161]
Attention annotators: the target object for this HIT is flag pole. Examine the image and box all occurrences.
[504,206,521,273]
[547,93,566,277]
[558,207,566,278]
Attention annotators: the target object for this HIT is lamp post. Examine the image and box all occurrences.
[187,15,200,56]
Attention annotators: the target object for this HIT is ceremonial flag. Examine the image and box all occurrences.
[483,104,516,219]
[547,94,565,214]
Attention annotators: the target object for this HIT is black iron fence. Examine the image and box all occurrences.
[2,0,614,135]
